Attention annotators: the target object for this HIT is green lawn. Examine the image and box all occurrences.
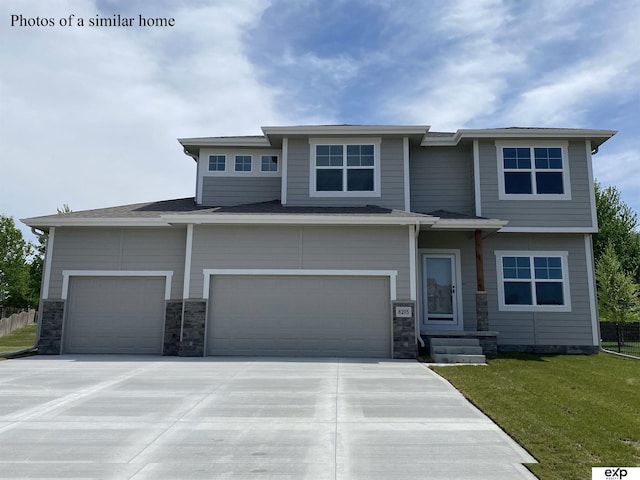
[432,353,640,480]
[601,341,640,357]
[0,324,37,355]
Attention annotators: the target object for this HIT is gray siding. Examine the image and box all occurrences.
[48,227,186,299]
[285,137,406,209]
[410,145,474,215]
[484,233,594,346]
[479,140,594,227]
[189,224,411,300]
[418,232,478,330]
[201,177,280,206]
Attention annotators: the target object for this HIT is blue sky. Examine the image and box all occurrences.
[1,0,638,240]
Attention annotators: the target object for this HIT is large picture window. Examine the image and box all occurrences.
[310,139,380,197]
[497,142,570,200]
[496,251,571,312]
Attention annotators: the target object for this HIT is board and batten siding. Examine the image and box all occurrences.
[484,233,594,346]
[189,224,411,300]
[201,177,281,206]
[479,140,594,228]
[410,145,474,215]
[285,137,406,209]
[418,231,478,330]
[47,227,186,299]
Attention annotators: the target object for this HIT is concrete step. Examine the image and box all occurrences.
[429,337,480,347]
[431,353,487,364]
[431,345,484,355]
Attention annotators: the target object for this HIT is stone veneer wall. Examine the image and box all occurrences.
[38,300,65,354]
[392,301,418,359]
[179,300,206,357]
[163,301,183,356]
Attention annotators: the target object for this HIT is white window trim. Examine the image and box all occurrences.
[202,268,397,301]
[260,154,280,173]
[208,154,226,172]
[309,137,381,198]
[496,141,571,200]
[234,154,253,173]
[495,250,571,312]
[200,148,282,178]
[61,270,173,300]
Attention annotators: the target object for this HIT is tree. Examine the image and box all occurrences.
[0,215,33,307]
[596,243,640,346]
[594,183,640,281]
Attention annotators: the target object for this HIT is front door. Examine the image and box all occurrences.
[421,252,462,330]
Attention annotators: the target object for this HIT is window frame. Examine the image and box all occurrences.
[234,155,253,173]
[496,141,571,200]
[309,137,381,197]
[260,155,279,173]
[208,154,226,172]
[495,250,571,312]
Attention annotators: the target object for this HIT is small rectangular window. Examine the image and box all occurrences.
[261,155,278,172]
[208,155,226,171]
[235,155,252,172]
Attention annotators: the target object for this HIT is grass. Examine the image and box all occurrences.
[432,353,640,480]
[601,341,640,357]
[0,324,37,355]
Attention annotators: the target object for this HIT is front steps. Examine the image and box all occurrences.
[429,337,486,364]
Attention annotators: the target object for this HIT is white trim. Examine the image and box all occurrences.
[403,137,411,211]
[420,128,616,146]
[62,270,173,300]
[41,227,55,300]
[494,250,571,312]
[308,137,382,198]
[496,141,571,201]
[408,225,417,301]
[281,137,288,204]
[434,219,508,230]
[419,249,464,331]
[164,213,430,226]
[23,218,171,228]
[182,224,194,299]
[584,235,600,345]
[263,125,430,136]
[499,226,597,233]
[202,268,398,301]
[179,136,271,147]
[473,140,482,216]
[586,140,598,230]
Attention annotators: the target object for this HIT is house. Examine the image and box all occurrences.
[22,125,616,360]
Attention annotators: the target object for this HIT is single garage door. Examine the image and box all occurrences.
[207,275,391,357]
[63,276,166,354]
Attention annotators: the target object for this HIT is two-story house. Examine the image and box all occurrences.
[23,125,616,360]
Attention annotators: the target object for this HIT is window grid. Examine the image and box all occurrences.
[315,144,375,192]
[502,255,565,306]
[208,155,226,171]
[235,155,252,172]
[502,146,564,195]
[261,155,278,172]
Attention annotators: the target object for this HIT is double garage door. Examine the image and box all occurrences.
[62,275,391,357]
[207,275,391,358]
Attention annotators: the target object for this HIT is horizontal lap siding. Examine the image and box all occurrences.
[201,177,280,206]
[484,234,594,346]
[189,225,410,300]
[48,227,186,299]
[286,137,405,209]
[479,140,594,227]
[410,146,474,215]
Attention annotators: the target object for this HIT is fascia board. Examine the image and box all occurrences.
[20,217,170,228]
[262,125,431,136]
[420,129,617,146]
[162,213,437,226]
[178,137,271,147]
[431,219,509,230]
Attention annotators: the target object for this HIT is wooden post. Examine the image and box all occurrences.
[475,229,485,292]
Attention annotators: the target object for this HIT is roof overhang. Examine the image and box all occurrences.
[420,128,617,149]
[162,213,438,226]
[429,218,509,231]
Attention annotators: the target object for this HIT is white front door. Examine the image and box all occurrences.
[421,252,462,330]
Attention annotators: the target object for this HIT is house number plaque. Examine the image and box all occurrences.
[395,306,412,318]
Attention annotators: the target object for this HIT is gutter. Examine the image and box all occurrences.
[414,221,425,348]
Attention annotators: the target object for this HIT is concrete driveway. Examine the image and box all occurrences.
[0,356,536,479]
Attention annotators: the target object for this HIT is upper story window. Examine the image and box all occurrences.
[495,251,571,312]
[496,142,571,200]
[235,155,252,172]
[309,138,381,197]
[208,155,226,171]
[261,155,278,172]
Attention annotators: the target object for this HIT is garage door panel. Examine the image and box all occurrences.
[207,275,390,357]
[64,277,165,354]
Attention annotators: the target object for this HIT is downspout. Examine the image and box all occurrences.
[28,227,49,354]
[414,221,425,348]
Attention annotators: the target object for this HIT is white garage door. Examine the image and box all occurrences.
[207,275,391,357]
[63,277,165,354]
